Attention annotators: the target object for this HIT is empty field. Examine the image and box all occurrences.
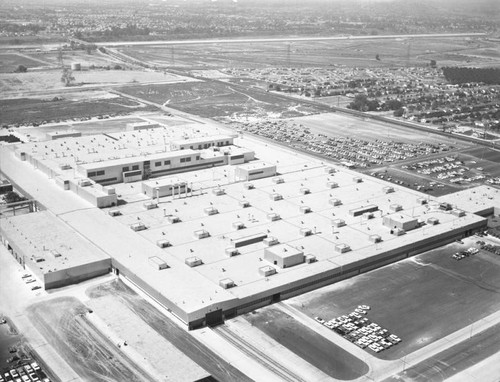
[117,37,500,69]
[120,80,320,119]
[0,69,193,94]
[289,238,500,361]
[0,96,156,126]
[244,307,368,380]
[0,53,48,73]
[290,112,467,146]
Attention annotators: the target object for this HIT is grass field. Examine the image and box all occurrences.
[117,37,500,69]
[0,53,48,73]
[119,80,321,119]
[288,238,500,361]
[244,307,368,380]
[0,69,192,94]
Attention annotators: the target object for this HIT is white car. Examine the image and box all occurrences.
[314,317,325,324]
[359,305,371,310]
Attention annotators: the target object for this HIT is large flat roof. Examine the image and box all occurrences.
[0,211,110,274]
[2,113,497,326]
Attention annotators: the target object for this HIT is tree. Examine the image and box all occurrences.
[430,59,437,68]
[4,191,26,204]
[14,65,27,73]
[61,68,75,86]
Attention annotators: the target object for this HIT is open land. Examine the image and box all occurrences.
[86,279,251,382]
[288,237,500,361]
[0,69,194,96]
[116,37,500,69]
[244,307,369,380]
[0,53,50,73]
[0,94,157,127]
[119,80,320,119]
[26,296,156,382]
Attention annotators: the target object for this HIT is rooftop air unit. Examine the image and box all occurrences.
[219,278,235,289]
[185,257,203,267]
[243,183,255,190]
[259,266,276,277]
[212,188,225,196]
[332,219,346,228]
[156,239,171,248]
[194,229,210,239]
[300,228,313,237]
[130,222,147,231]
[305,254,317,263]
[327,181,338,189]
[267,213,281,221]
[204,207,219,216]
[299,206,311,214]
[263,236,279,247]
[270,193,283,201]
[390,204,403,212]
[108,209,121,217]
[334,243,351,253]
[300,187,310,195]
[239,200,251,208]
[144,201,158,210]
[167,215,181,223]
[225,247,240,257]
[232,221,245,230]
[272,177,284,184]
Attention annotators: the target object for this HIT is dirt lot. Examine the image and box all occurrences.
[244,307,368,380]
[119,80,321,119]
[118,37,500,69]
[86,279,251,382]
[288,238,500,361]
[0,95,157,126]
[289,112,467,146]
[26,296,155,382]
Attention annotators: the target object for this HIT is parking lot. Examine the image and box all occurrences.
[288,235,500,360]
[1,362,49,382]
[314,305,402,354]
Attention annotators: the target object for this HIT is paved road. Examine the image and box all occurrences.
[383,323,500,382]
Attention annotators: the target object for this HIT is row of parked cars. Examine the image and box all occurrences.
[22,274,41,291]
[1,363,49,382]
[452,247,479,261]
[315,305,401,353]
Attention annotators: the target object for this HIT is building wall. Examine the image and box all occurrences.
[44,259,111,289]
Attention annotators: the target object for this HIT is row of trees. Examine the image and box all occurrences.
[347,94,404,112]
[442,67,500,85]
